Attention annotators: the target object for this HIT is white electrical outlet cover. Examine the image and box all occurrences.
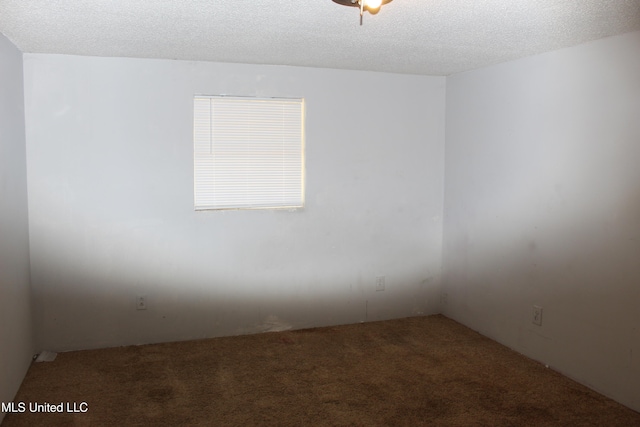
[532,305,543,326]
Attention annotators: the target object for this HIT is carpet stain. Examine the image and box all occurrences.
[147,387,175,403]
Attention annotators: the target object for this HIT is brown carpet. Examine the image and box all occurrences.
[3,315,639,426]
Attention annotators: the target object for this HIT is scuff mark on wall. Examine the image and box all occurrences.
[257,315,292,333]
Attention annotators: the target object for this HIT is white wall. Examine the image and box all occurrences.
[443,31,640,411]
[0,33,33,423]
[23,54,446,352]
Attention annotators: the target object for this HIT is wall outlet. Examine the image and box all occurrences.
[441,292,448,305]
[532,305,543,326]
[136,295,148,310]
[375,276,385,291]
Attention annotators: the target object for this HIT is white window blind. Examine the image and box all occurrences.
[193,96,304,210]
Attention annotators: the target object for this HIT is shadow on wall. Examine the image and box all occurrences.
[31,270,436,353]
[29,199,439,352]
[441,114,640,410]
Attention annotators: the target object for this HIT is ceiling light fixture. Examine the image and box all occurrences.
[332,0,393,26]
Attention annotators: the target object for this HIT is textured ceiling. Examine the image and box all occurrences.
[1,0,639,75]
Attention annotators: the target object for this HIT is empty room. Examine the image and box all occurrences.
[1,1,639,425]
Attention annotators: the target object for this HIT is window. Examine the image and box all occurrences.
[193,96,305,210]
